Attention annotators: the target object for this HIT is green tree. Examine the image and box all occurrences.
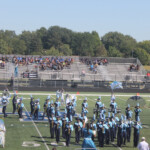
[0,39,12,54]
[134,48,150,65]
[138,40,150,54]
[58,44,72,56]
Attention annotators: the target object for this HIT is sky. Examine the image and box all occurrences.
[0,0,150,42]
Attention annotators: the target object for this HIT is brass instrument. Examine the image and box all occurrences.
[78,125,80,131]
[68,127,71,134]
[102,126,104,133]
[33,104,38,114]
[17,104,20,112]
[57,122,59,129]
[44,104,48,113]
[51,119,54,128]
[63,120,66,128]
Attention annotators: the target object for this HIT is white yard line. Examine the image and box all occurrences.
[24,106,49,150]
[8,92,150,97]
[111,142,123,150]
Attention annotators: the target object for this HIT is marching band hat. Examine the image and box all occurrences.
[98,96,101,100]
[46,95,50,100]
[127,104,130,108]
[136,103,140,107]
[84,97,87,101]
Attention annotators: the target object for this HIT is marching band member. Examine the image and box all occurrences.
[12,92,17,114]
[110,98,117,114]
[99,104,106,120]
[65,121,73,147]
[60,89,65,105]
[72,98,77,116]
[125,104,133,119]
[97,119,109,147]
[105,117,111,145]
[48,113,56,138]
[95,96,102,118]
[74,117,83,144]
[2,88,10,97]
[42,95,50,119]
[30,95,34,117]
[133,121,142,147]
[134,103,142,122]
[34,99,40,120]
[62,113,69,138]
[90,119,97,141]
[49,101,55,117]
[117,119,123,147]
[55,116,62,143]
[126,117,134,142]
[65,94,70,105]
[82,97,88,111]
[56,89,60,99]
[17,97,24,118]
[66,102,73,121]
[2,96,9,117]
[54,98,61,117]
[82,107,88,117]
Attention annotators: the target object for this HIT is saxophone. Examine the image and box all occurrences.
[33,104,37,114]
[57,122,59,129]
[51,119,54,128]
[17,104,20,112]
[78,124,80,132]
[44,104,48,113]
[102,125,104,133]
[68,127,71,134]
[63,120,66,128]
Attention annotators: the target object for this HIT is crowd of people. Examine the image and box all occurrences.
[12,56,74,71]
[1,89,149,149]
[80,58,108,74]
[0,57,8,69]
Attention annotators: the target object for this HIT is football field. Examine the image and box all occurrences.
[1,91,150,150]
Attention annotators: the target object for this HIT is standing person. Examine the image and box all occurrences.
[126,117,134,142]
[2,96,9,117]
[125,104,133,119]
[65,121,73,147]
[134,103,142,122]
[82,97,88,111]
[137,137,149,150]
[55,116,62,143]
[17,97,24,118]
[82,123,96,150]
[48,113,56,138]
[95,96,102,119]
[90,119,97,141]
[74,117,83,144]
[54,98,61,117]
[43,96,50,119]
[133,121,142,147]
[30,95,34,117]
[60,89,65,105]
[34,99,40,120]
[12,92,17,114]
[62,113,69,138]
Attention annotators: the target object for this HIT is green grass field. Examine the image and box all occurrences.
[1,91,150,150]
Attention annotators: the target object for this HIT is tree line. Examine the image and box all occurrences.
[0,26,150,64]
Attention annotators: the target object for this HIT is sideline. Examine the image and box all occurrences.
[24,106,49,150]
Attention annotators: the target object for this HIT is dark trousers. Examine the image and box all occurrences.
[34,109,39,120]
[18,108,23,118]
[62,126,66,138]
[123,131,127,145]
[30,106,34,116]
[13,103,16,114]
[50,126,55,138]
[99,133,105,147]
[117,132,123,147]
[134,132,139,147]
[56,128,60,143]
[75,130,81,143]
[2,106,7,117]
[65,132,71,146]
[105,129,110,144]
[110,128,115,142]
[127,128,131,142]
